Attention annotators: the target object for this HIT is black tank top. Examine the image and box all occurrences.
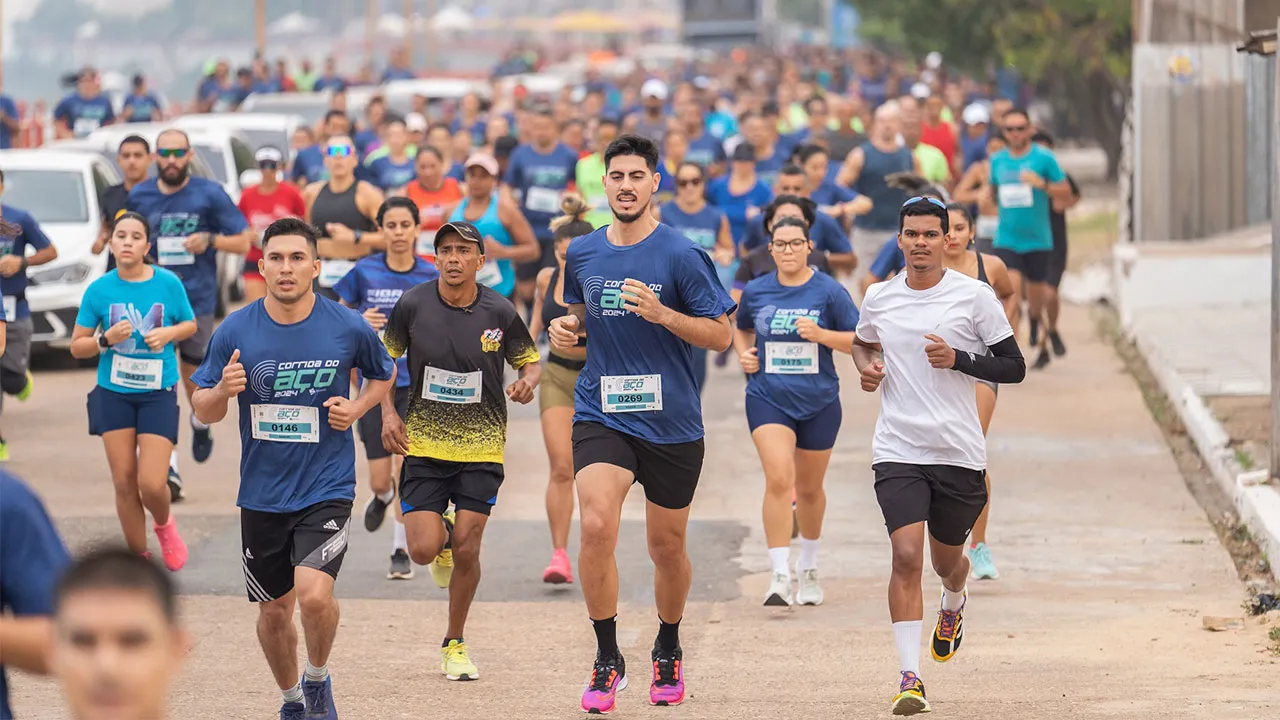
[975,251,990,286]
[312,181,374,246]
[542,266,584,350]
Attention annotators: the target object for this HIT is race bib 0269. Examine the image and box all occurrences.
[600,374,662,413]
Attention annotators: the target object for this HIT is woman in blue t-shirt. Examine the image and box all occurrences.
[734,217,860,609]
[706,143,774,250]
[69,212,198,572]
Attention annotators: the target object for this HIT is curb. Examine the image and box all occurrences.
[1125,316,1280,583]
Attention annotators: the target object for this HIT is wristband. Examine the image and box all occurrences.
[98,334,111,349]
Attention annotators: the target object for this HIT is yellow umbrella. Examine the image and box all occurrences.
[551,10,630,33]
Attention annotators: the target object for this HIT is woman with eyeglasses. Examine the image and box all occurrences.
[303,134,386,299]
[734,216,859,608]
[69,212,198,571]
[653,162,734,392]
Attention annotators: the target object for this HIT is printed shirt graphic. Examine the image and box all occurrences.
[53,92,115,137]
[75,268,195,393]
[736,271,859,420]
[0,205,52,321]
[382,282,540,463]
[191,297,394,513]
[562,225,737,444]
[990,144,1065,253]
[333,253,439,388]
[504,143,579,239]
[128,177,250,316]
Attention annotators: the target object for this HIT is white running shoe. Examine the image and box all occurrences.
[764,571,792,607]
[796,568,824,606]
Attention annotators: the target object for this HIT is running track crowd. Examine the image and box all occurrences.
[0,45,1081,719]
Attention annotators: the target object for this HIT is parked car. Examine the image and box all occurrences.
[0,149,119,352]
[175,112,307,157]
[239,91,334,126]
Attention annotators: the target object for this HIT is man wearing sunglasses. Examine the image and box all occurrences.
[127,128,254,491]
[988,108,1072,366]
[292,110,354,187]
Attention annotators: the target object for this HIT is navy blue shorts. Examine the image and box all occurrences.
[87,386,180,444]
[745,395,843,451]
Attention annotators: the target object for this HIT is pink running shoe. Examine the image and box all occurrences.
[154,517,188,571]
[543,548,574,584]
[581,656,627,714]
[649,646,685,706]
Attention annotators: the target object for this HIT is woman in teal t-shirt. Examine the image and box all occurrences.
[70,212,198,572]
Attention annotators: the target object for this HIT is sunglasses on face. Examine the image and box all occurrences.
[677,177,702,187]
[903,196,947,209]
[157,148,189,159]
[325,145,355,158]
[1004,124,1029,133]
[258,161,279,170]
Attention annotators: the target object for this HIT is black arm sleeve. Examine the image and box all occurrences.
[951,335,1026,384]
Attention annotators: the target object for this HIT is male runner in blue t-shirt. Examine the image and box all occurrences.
[191,217,393,720]
[548,134,736,713]
[129,128,254,493]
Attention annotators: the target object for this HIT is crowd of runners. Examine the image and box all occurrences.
[0,50,1081,719]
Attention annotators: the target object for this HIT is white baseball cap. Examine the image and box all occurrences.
[405,112,428,133]
[910,82,931,99]
[641,78,669,100]
[962,103,990,126]
[254,146,284,164]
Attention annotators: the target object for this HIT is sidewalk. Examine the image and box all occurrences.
[1116,226,1280,582]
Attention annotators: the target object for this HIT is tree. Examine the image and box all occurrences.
[851,0,1132,178]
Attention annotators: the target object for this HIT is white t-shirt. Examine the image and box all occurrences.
[855,269,1014,470]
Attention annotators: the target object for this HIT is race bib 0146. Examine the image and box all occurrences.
[250,405,320,443]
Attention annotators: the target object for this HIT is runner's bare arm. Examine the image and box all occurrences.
[950,164,986,204]
[982,253,1019,327]
[498,197,542,263]
[851,337,883,371]
[795,318,855,355]
[27,243,57,268]
[192,349,245,425]
[351,375,393,419]
[548,304,586,351]
[354,182,387,249]
[69,324,103,360]
[211,228,254,255]
[529,267,554,339]
[0,616,55,675]
[836,147,865,188]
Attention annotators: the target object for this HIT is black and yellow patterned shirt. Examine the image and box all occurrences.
[383,281,540,463]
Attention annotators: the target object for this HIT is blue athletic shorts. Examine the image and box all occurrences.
[87,386,180,444]
[745,395,843,451]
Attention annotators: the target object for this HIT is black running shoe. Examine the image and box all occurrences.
[1033,348,1051,370]
[167,467,184,503]
[363,494,390,532]
[1049,330,1067,357]
[192,426,213,463]
[1028,318,1040,346]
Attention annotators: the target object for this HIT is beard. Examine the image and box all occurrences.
[612,199,651,224]
[159,164,189,186]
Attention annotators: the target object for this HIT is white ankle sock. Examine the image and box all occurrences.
[377,488,395,503]
[893,620,923,675]
[169,449,179,472]
[798,537,820,571]
[304,661,327,682]
[282,681,303,704]
[392,520,407,552]
[942,585,967,611]
[190,416,209,431]
[767,547,790,576]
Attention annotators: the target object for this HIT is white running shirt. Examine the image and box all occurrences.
[855,269,1014,470]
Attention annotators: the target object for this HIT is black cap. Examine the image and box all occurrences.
[436,221,485,254]
[731,143,757,163]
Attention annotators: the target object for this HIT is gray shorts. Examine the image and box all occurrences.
[0,317,33,413]
[178,315,215,366]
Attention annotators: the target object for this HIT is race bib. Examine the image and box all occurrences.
[156,236,195,266]
[416,230,437,257]
[319,259,356,288]
[998,183,1034,209]
[2,296,14,322]
[525,186,562,214]
[601,374,662,413]
[684,228,716,252]
[975,215,1000,239]
[765,342,819,375]
[423,366,482,404]
[73,116,101,137]
[476,258,503,288]
[110,355,164,390]
[250,404,320,443]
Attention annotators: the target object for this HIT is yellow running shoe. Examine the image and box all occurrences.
[892,671,931,715]
[15,372,32,402]
[441,639,478,681]
[0,439,9,462]
[429,506,456,589]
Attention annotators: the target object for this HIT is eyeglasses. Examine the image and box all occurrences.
[769,238,810,252]
[677,178,702,187]
[258,161,279,170]
[325,145,355,158]
[1003,124,1029,133]
[156,148,189,159]
[903,196,946,209]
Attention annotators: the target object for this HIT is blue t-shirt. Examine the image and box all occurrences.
[504,143,579,240]
[353,130,379,158]
[367,155,416,192]
[868,236,905,280]
[741,211,852,258]
[685,134,727,169]
[810,181,858,209]
[122,92,162,122]
[705,177,773,248]
[333,253,438,388]
[290,145,328,184]
[0,96,17,149]
[0,471,71,720]
[737,270,859,419]
[661,202,724,255]
[450,117,488,148]
[128,177,249,317]
[706,111,738,140]
[562,225,737,443]
[191,297,394,513]
[0,205,52,322]
[755,149,788,189]
[314,75,347,92]
[75,268,195,393]
[990,144,1065,253]
[53,92,115,137]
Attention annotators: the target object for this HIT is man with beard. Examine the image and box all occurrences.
[128,129,253,497]
[191,218,393,720]
[548,135,736,713]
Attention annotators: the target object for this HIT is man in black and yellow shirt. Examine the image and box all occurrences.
[381,220,540,682]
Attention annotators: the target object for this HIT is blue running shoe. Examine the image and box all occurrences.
[192,424,214,463]
[280,701,306,720]
[968,543,999,580]
[302,677,337,720]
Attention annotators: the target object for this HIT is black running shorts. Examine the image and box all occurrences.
[240,499,353,602]
[571,421,704,510]
[992,247,1051,284]
[399,456,504,516]
[357,386,411,461]
[872,462,987,547]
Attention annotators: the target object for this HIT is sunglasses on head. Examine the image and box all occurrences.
[157,148,189,159]
[677,177,702,187]
[903,196,946,209]
[325,145,354,158]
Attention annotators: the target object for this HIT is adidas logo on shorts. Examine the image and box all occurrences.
[324,519,340,531]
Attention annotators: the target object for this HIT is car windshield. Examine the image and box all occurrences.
[1,170,89,223]
[193,144,228,183]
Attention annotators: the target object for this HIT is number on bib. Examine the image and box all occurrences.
[998,183,1034,209]
[318,259,356,288]
[2,296,15,323]
[250,405,320,443]
[156,236,195,266]
[525,187,562,214]
[109,355,164,390]
[422,366,482,404]
[765,342,819,375]
[600,374,662,413]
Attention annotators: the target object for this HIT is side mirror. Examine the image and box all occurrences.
[238,169,263,188]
